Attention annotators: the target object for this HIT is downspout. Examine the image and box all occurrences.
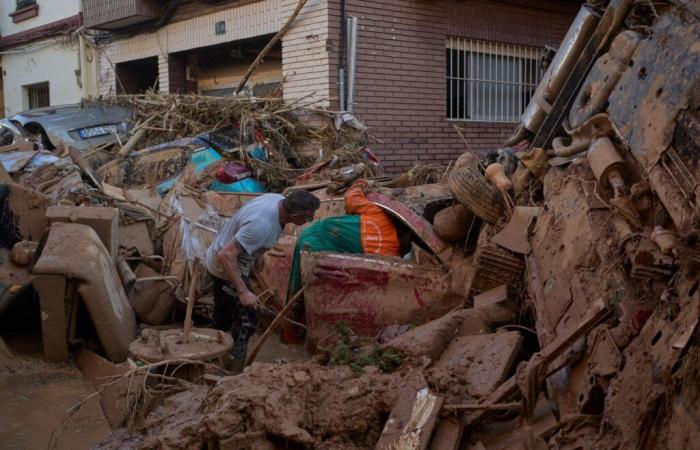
[338,0,346,111]
[346,16,358,113]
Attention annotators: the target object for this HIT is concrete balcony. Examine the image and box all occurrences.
[83,0,161,30]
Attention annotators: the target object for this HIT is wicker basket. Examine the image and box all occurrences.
[448,164,504,223]
[467,223,524,295]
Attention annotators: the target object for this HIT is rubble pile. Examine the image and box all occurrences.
[1,1,699,450]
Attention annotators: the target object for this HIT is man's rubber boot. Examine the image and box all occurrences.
[224,342,248,373]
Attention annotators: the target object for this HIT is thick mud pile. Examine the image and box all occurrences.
[98,361,406,450]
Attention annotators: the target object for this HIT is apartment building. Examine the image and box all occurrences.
[86,0,579,171]
[0,0,98,116]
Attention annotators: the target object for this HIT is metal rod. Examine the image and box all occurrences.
[346,16,359,113]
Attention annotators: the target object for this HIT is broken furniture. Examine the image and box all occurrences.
[32,222,137,362]
[129,327,233,363]
[46,205,119,261]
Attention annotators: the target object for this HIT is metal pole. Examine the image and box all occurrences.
[339,69,346,112]
[347,16,358,113]
[338,0,346,111]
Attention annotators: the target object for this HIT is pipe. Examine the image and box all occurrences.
[338,0,346,111]
[551,135,590,157]
[346,17,358,113]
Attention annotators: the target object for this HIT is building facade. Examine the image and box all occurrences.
[88,0,578,172]
[0,0,98,117]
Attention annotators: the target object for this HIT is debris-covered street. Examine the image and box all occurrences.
[1,0,699,449]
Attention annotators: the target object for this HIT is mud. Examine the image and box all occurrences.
[97,361,405,450]
[3,3,700,449]
[0,335,110,450]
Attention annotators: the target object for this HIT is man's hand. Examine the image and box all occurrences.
[238,289,259,308]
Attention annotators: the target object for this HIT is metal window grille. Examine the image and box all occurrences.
[447,37,543,122]
[26,82,50,109]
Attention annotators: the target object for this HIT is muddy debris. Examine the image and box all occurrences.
[1,2,700,450]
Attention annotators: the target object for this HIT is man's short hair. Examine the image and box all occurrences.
[283,189,320,214]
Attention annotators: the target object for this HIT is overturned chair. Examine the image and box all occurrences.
[33,222,137,362]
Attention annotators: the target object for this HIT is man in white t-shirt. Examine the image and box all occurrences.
[205,190,320,369]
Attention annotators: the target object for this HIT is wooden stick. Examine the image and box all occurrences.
[444,402,521,411]
[244,285,306,366]
[183,264,198,344]
[235,0,309,94]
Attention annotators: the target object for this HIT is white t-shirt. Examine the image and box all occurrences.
[205,193,284,279]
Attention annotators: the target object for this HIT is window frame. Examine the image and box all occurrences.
[446,37,543,123]
[25,82,50,110]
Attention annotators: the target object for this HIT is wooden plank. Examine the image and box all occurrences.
[429,418,462,450]
[376,380,444,450]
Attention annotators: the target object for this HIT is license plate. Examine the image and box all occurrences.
[77,125,118,139]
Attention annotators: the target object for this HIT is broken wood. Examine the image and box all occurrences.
[116,117,153,158]
[183,264,198,344]
[67,145,103,190]
[0,141,34,153]
[245,285,306,366]
[376,379,444,450]
[444,402,521,411]
[235,0,309,94]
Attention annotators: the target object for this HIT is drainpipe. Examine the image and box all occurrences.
[338,0,346,111]
[346,16,358,113]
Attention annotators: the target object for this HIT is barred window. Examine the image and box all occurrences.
[26,82,50,109]
[447,37,543,122]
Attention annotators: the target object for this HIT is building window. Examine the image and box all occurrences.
[10,0,38,22]
[447,37,543,123]
[16,0,36,10]
[25,82,50,109]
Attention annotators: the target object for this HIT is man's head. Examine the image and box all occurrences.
[281,190,321,225]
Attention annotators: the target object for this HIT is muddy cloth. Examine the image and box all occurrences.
[212,275,256,360]
[345,180,400,256]
[287,215,362,298]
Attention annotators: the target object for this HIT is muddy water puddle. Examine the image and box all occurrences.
[0,329,308,450]
[0,335,110,450]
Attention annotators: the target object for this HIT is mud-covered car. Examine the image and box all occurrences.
[7,103,133,154]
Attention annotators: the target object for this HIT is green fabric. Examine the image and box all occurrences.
[287,215,362,298]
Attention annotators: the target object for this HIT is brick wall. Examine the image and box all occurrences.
[281,0,333,106]
[326,0,578,172]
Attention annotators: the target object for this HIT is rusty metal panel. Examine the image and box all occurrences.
[84,0,160,30]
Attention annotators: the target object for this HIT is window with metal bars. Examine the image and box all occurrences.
[26,82,50,109]
[446,37,543,123]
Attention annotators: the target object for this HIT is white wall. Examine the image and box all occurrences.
[3,41,83,115]
[0,0,94,115]
[0,0,81,35]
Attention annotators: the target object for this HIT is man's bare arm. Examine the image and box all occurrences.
[216,239,259,307]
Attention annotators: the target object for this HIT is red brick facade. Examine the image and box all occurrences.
[327,0,579,172]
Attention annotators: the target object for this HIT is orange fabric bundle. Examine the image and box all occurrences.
[344,180,400,256]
